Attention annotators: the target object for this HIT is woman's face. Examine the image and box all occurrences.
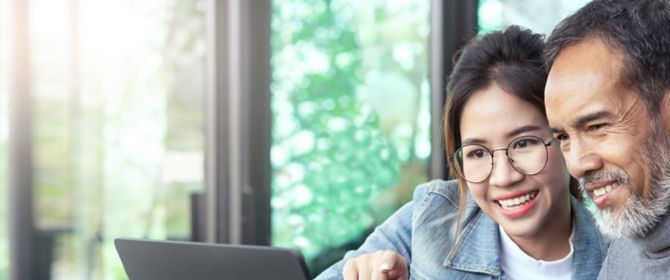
[459,84,571,240]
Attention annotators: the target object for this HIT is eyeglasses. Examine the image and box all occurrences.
[449,136,557,183]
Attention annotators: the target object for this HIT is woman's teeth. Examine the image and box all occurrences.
[498,192,537,209]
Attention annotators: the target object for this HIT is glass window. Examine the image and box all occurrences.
[0,0,9,278]
[478,0,591,35]
[271,0,431,274]
[25,0,207,278]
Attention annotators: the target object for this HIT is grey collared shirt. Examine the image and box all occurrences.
[598,211,670,279]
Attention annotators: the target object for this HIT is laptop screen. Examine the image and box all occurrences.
[115,238,311,280]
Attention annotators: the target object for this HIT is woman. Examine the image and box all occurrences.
[315,26,607,279]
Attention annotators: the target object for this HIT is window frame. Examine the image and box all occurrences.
[6,0,477,277]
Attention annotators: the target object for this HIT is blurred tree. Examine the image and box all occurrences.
[271,0,401,270]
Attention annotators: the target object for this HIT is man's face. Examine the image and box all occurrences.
[545,38,670,237]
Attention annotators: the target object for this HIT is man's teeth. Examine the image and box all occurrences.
[499,192,536,209]
[593,184,614,197]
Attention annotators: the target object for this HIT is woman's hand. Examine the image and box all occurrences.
[342,250,408,280]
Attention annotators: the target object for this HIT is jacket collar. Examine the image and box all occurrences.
[443,196,606,278]
[570,197,607,279]
[443,199,502,277]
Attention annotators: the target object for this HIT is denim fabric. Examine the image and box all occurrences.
[315,179,607,280]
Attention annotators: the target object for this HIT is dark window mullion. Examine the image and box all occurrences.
[429,0,478,180]
[205,0,271,245]
[8,0,34,278]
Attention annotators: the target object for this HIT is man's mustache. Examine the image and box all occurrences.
[578,170,630,192]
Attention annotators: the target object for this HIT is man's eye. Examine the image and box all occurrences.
[555,133,569,142]
[588,123,607,131]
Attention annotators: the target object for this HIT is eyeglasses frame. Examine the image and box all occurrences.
[448,136,558,183]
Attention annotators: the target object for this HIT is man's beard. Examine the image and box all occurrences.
[579,122,670,238]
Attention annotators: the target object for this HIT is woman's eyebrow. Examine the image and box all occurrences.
[461,137,486,146]
[461,125,544,146]
[506,125,543,138]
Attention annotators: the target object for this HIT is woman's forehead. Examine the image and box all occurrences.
[459,86,548,141]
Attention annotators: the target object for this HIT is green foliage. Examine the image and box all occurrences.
[271,0,400,264]
[478,0,504,34]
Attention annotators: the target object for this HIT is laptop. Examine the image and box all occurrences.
[115,238,311,280]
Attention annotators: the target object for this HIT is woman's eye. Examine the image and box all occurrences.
[514,140,527,148]
[466,149,486,159]
[512,138,540,149]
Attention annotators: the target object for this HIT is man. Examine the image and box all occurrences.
[543,0,670,278]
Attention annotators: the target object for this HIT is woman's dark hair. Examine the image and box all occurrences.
[443,26,581,233]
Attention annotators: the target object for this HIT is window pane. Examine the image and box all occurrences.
[271,0,431,274]
[28,0,207,278]
[0,0,9,277]
[478,0,590,35]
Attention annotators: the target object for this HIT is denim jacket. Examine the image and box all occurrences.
[315,180,607,280]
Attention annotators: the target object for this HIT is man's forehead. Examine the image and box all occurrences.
[545,38,626,126]
[546,73,606,103]
[550,37,625,74]
[545,74,613,128]
[547,40,623,88]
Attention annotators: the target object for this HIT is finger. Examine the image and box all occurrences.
[343,259,358,280]
[357,255,373,280]
[380,251,408,280]
[370,250,393,280]
[372,269,389,280]
[386,268,409,280]
[378,250,399,272]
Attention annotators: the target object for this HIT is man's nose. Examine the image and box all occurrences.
[564,139,603,179]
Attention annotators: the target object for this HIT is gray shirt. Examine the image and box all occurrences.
[598,212,670,279]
